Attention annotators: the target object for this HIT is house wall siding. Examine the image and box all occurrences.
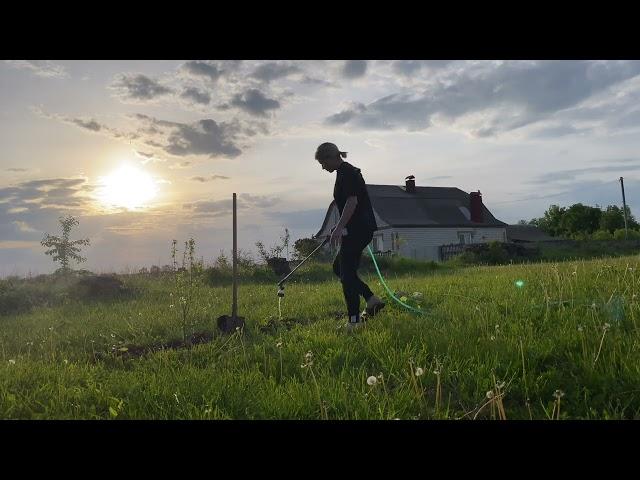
[318,206,507,261]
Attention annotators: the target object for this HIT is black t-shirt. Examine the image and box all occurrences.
[333,161,378,235]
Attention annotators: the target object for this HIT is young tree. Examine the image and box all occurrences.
[40,215,90,274]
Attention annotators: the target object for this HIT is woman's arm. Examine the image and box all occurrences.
[335,196,358,232]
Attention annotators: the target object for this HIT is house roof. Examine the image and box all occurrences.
[315,184,508,237]
[505,224,565,242]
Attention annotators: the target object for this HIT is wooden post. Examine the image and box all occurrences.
[232,193,237,318]
[620,177,629,239]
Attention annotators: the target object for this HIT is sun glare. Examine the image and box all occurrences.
[97,165,158,210]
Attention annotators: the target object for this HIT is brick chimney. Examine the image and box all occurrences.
[405,175,416,193]
[470,190,483,222]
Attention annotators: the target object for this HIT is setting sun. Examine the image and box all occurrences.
[96,165,158,210]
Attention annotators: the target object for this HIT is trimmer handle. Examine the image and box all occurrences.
[277,235,330,287]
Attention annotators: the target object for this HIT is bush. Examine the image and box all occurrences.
[69,274,133,301]
[451,241,541,266]
[592,230,613,240]
[613,228,640,240]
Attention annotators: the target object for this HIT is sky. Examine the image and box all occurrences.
[2,59,640,277]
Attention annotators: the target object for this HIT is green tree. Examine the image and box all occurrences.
[40,215,90,274]
[560,203,602,236]
[532,204,566,236]
[600,205,639,233]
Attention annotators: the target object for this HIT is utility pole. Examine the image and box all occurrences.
[620,176,629,239]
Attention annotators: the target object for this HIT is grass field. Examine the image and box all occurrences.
[1,253,640,420]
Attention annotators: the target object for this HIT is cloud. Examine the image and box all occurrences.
[181,61,222,81]
[6,168,29,172]
[324,60,640,135]
[134,150,165,165]
[391,60,454,76]
[182,193,281,218]
[12,220,36,232]
[110,73,173,102]
[524,162,640,185]
[168,161,193,170]
[230,89,280,117]
[180,87,211,105]
[132,114,244,158]
[5,60,68,78]
[250,62,301,83]
[190,175,230,182]
[342,60,368,79]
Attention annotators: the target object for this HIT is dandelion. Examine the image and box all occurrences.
[553,389,565,399]
[475,305,481,311]
[63,359,69,364]
[415,367,424,377]
[591,303,597,309]
[603,323,611,330]
[169,304,175,308]
[8,359,16,365]
[495,324,500,330]
[48,327,53,331]
[486,390,494,399]
[490,335,496,341]
[367,375,378,386]
[276,341,283,348]
[572,271,577,275]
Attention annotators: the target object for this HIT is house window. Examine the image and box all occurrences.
[458,232,472,244]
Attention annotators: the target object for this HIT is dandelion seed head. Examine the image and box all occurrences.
[486,390,494,399]
[415,367,424,377]
[367,375,378,386]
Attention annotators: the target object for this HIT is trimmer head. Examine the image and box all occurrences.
[277,285,285,297]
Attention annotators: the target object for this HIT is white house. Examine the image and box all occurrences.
[314,175,509,262]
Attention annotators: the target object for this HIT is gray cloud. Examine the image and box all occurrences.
[6,168,29,172]
[190,175,230,182]
[230,89,280,117]
[251,62,301,83]
[342,60,368,79]
[525,162,640,185]
[180,87,211,105]
[133,114,243,159]
[0,177,94,245]
[181,61,222,81]
[111,74,173,101]
[181,194,277,218]
[181,193,280,218]
[392,60,454,76]
[325,61,640,135]
[5,60,68,78]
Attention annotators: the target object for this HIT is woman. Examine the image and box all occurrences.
[315,142,386,330]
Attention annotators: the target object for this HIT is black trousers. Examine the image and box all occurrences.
[332,229,375,317]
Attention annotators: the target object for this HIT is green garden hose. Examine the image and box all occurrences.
[367,245,427,316]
